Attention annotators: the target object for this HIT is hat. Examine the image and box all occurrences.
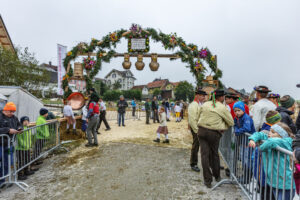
[90,93,100,102]
[213,89,225,97]
[3,102,16,111]
[280,95,295,108]
[254,85,271,93]
[268,93,280,99]
[20,116,30,124]
[295,148,300,162]
[266,111,281,124]
[195,88,207,95]
[271,124,289,138]
[226,92,239,99]
[90,88,96,92]
[296,84,300,88]
[233,101,245,112]
[40,108,49,116]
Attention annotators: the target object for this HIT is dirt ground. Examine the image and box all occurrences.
[1,117,245,200]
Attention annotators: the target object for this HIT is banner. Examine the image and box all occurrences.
[57,44,67,95]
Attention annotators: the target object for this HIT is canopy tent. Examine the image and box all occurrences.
[0,86,44,121]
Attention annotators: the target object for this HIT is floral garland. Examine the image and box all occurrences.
[63,24,222,98]
[83,57,96,70]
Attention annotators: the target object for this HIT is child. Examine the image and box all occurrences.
[63,100,77,134]
[233,101,255,184]
[261,110,282,131]
[249,122,295,200]
[153,107,169,143]
[81,101,88,138]
[16,116,35,180]
[174,103,181,122]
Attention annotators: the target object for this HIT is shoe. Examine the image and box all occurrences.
[122,125,125,127]
[18,174,27,181]
[105,128,111,131]
[191,165,200,172]
[93,143,99,147]
[204,182,212,188]
[220,166,225,170]
[24,170,35,176]
[215,177,221,182]
[163,139,170,144]
[30,168,39,172]
[85,143,94,147]
[97,131,101,135]
[225,168,230,177]
[34,160,43,165]
[153,138,160,143]
[66,129,70,134]
[0,184,6,189]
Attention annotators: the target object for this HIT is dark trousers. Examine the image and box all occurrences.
[180,110,184,119]
[0,146,13,185]
[153,110,159,123]
[198,126,222,184]
[16,150,30,172]
[34,139,45,159]
[146,110,150,124]
[97,111,110,130]
[118,113,125,126]
[132,107,136,117]
[190,129,200,167]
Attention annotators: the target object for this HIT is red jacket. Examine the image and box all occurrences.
[229,101,249,119]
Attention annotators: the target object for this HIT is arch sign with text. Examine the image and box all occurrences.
[62,24,222,98]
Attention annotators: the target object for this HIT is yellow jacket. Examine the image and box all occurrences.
[188,101,200,133]
[197,101,234,131]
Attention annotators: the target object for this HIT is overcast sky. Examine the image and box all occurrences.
[1,0,300,98]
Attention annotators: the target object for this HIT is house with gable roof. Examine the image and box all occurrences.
[104,69,136,90]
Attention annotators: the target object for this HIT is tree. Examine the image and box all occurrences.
[103,90,122,101]
[174,81,194,102]
[93,80,109,96]
[0,46,49,94]
[112,81,122,90]
[123,89,142,100]
[152,88,161,97]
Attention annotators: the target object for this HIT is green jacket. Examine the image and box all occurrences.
[16,126,32,150]
[145,101,151,111]
[249,132,295,189]
[36,116,50,139]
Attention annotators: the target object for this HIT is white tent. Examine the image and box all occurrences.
[0,86,44,122]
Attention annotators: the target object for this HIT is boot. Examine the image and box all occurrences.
[153,138,160,143]
[18,173,27,181]
[24,170,35,176]
[66,129,70,134]
[163,139,170,144]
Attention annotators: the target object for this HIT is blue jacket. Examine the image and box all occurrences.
[131,100,136,108]
[249,132,295,189]
[234,113,255,136]
[261,123,271,131]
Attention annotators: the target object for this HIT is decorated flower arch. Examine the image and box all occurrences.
[63,24,222,98]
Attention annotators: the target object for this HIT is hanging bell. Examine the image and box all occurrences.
[149,53,159,71]
[122,53,131,69]
[135,54,145,71]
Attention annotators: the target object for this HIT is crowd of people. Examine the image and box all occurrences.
[0,102,53,190]
[186,85,300,200]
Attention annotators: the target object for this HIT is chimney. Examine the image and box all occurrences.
[49,61,52,66]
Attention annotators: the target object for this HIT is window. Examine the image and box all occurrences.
[118,79,122,83]
[107,80,111,85]
[112,73,116,78]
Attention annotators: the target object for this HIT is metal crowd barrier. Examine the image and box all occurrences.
[0,120,67,191]
[0,134,13,189]
[213,129,300,200]
[105,105,145,122]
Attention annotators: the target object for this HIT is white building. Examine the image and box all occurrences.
[104,69,136,90]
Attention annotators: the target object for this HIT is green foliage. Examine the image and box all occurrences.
[123,89,142,100]
[63,25,221,99]
[174,81,195,102]
[103,90,122,101]
[112,81,122,90]
[153,88,161,97]
[93,79,109,96]
[0,46,50,95]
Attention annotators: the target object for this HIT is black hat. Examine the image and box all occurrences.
[254,85,271,93]
[213,89,225,97]
[20,116,29,124]
[225,92,238,99]
[297,84,300,88]
[195,88,207,95]
[40,108,49,116]
[90,88,96,92]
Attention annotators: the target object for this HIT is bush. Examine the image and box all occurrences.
[123,89,142,100]
[103,90,122,101]
[174,81,194,102]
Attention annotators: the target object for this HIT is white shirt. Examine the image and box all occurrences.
[99,101,106,111]
[63,105,74,118]
[174,105,182,113]
[160,112,167,126]
[252,98,276,131]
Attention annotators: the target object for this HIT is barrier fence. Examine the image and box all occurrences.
[0,120,66,191]
[213,128,300,200]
